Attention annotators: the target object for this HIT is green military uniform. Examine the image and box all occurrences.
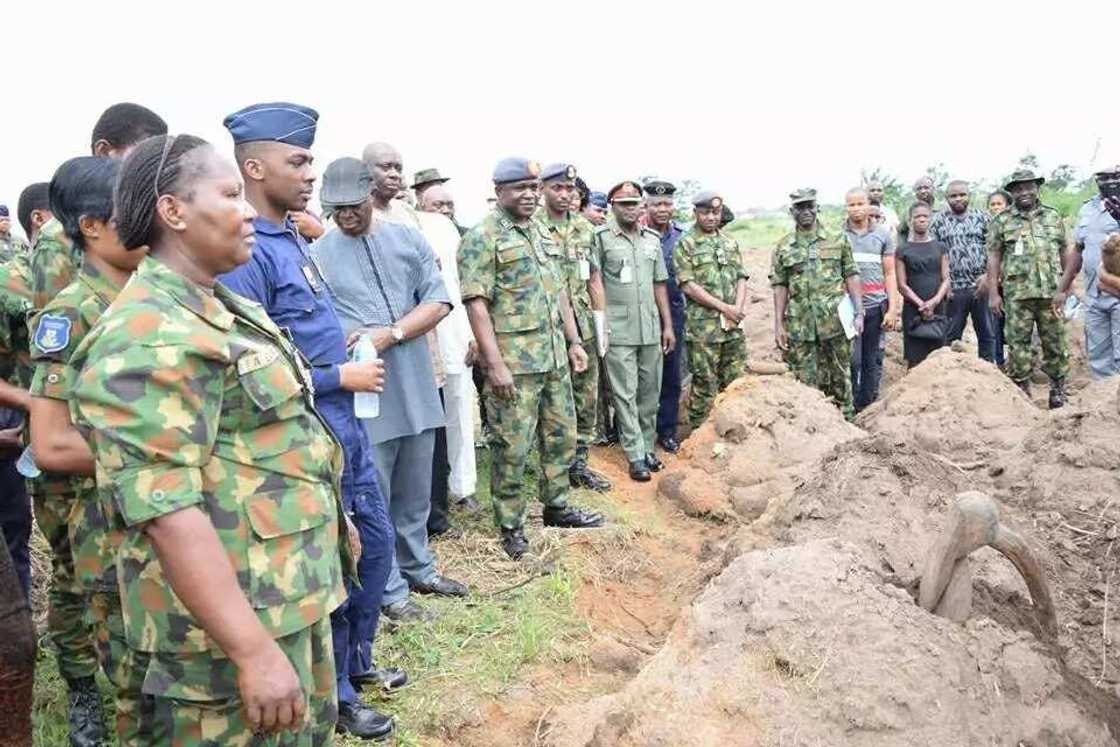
[21,220,101,688]
[987,174,1070,388]
[593,214,668,463]
[770,221,859,420]
[29,261,146,742]
[534,208,600,453]
[0,234,29,264]
[458,208,577,528]
[30,217,80,310]
[70,257,349,744]
[673,224,749,428]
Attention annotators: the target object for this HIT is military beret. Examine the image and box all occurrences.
[0,205,7,218]
[789,188,817,205]
[1094,164,1120,178]
[1004,169,1045,190]
[608,181,643,203]
[223,102,319,147]
[320,157,371,207]
[412,167,449,189]
[492,157,541,185]
[540,163,578,183]
[589,192,608,209]
[692,190,723,209]
[643,180,676,197]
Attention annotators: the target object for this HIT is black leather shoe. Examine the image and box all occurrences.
[543,505,605,528]
[645,453,664,472]
[1049,380,1066,409]
[657,435,680,454]
[67,676,105,747]
[336,701,395,740]
[352,666,409,692]
[501,527,529,559]
[454,494,482,513]
[381,599,435,624]
[629,460,651,482]
[569,460,612,492]
[410,574,469,597]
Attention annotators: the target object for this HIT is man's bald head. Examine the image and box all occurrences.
[913,176,935,205]
[419,184,456,221]
[362,142,404,203]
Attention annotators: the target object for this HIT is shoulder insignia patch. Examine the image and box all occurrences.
[33,314,71,354]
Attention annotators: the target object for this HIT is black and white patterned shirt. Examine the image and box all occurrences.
[930,208,990,290]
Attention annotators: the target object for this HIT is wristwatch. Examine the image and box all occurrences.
[391,325,405,343]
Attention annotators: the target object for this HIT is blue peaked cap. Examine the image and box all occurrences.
[223,102,319,147]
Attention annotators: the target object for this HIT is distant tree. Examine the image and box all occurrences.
[860,167,906,212]
[1017,152,1041,171]
[1047,164,1079,192]
[922,163,951,194]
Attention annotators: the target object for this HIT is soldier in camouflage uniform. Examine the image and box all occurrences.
[0,205,28,263]
[987,169,1071,408]
[28,157,148,743]
[534,163,610,493]
[673,191,749,428]
[459,157,605,560]
[770,188,864,421]
[71,135,349,744]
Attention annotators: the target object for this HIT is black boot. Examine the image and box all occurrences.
[1015,379,1031,398]
[336,701,395,740]
[645,453,664,472]
[569,449,611,492]
[542,505,605,528]
[1048,379,1066,409]
[501,527,529,559]
[628,460,651,482]
[67,676,105,747]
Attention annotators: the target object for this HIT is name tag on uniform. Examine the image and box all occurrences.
[237,347,280,375]
[1013,240,1024,256]
[301,262,323,293]
[619,261,633,284]
[579,259,590,280]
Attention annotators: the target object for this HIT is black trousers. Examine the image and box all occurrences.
[427,388,451,536]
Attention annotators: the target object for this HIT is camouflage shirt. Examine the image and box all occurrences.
[534,208,596,342]
[673,226,748,342]
[30,217,80,311]
[986,203,1067,302]
[29,262,123,591]
[70,257,347,654]
[769,224,859,342]
[0,234,29,264]
[591,217,668,347]
[459,208,568,375]
[0,250,33,387]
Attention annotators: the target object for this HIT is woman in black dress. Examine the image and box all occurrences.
[896,202,951,367]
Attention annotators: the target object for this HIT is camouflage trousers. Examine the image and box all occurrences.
[144,616,336,746]
[88,590,156,745]
[571,344,599,453]
[787,335,854,421]
[487,365,576,529]
[1005,298,1070,384]
[32,491,98,682]
[687,334,748,428]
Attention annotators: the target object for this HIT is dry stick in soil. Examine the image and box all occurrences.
[1098,540,1115,685]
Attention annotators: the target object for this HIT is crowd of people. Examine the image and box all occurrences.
[0,99,1116,746]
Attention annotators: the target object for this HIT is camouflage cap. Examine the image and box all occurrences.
[1004,169,1045,190]
[493,157,541,185]
[789,188,817,205]
[540,163,577,183]
[1094,164,1120,178]
[411,167,449,189]
[692,190,723,209]
[607,181,643,204]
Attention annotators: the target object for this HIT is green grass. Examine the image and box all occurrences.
[32,447,634,746]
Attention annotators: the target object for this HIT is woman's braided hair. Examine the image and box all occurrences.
[114,134,210,250]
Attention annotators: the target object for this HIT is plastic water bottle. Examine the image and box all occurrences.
[16,446,40,478]
[353,334,380,419]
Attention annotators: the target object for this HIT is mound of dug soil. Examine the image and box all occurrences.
[546,539,1114,746]
[658,375,862,521]
[859,348,1043,462]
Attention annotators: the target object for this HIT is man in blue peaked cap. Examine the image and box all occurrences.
[219,102,402,741]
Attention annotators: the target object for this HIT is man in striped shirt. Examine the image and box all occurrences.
[844,187,900,412]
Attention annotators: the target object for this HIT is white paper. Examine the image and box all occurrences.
[838,296,858,340]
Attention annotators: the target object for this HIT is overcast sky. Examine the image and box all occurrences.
[4,1,1115,232]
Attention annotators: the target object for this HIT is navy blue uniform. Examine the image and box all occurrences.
[221,216,394,707]
[656,222,686,441]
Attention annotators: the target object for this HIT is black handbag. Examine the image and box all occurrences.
[907,307,949,341]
